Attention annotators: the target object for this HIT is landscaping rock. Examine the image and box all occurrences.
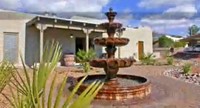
[164,68,200,86]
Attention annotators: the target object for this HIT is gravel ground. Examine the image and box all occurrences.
[0,65,200,108]
[92,65,200,108]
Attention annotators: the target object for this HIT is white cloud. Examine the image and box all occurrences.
[0,0,110,12]
[142,18,199,27]
[163,4,197,18]
[115,8,134,26]
[141,18,200,35]
[138,0,199,35]
[165,4,197,13]
[138,0,195,9]
[0,0,22,10]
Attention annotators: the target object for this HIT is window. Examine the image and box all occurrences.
[3,32,19,63]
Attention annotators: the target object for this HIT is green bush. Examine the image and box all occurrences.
[141,53,156,65]
[173,41,187,48]
[167,56,174,65]
[158,36,174,47]
[76,49,96,73]
[183,63,192,75]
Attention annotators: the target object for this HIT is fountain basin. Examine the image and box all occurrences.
[100,22,122,29]
[74,74,151,100]
[90,58,135,68]
[94,37,129,46]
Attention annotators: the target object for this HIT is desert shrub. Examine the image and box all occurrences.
[141,53,156,65]
[183,63,192,75]
[167,56,174,65]
[158,36,174,47]
[76,49,96,73]
[174,41,187,48]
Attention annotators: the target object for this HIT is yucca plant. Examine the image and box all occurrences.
[2,40,103,108]
[141,53,156,65]
[0,61,14,92]
[76,49,96,73]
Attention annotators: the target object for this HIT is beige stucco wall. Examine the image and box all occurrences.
[101,27,153,61]
[0,10,34,66]
[0,19,31,65]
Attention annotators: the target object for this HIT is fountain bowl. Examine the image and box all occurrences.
[100,22,122,29]
[74,74,151,100]
[90,58,135,68]
[94,37,129,46]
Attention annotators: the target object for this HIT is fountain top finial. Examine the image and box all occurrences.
[105,7,117,23]
[109,7,113,12]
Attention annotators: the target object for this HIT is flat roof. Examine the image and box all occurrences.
[26,15,103,29]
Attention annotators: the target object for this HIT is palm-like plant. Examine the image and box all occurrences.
[0,61,13,92]
[2,41,103,108]
[76,49,96,73]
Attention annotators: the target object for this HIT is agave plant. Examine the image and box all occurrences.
[2,40,103,108]
[0,61,14,92]
[141,53,156,65]
[76,49,96,73]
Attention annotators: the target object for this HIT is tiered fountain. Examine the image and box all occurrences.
[76,8,151,100]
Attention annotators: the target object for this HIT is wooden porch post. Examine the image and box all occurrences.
[36,24,47,61]
[83,29,92,52]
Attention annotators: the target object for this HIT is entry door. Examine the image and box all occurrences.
[138,41,144,60]
[75,38,86,54]
[3,33,18,63]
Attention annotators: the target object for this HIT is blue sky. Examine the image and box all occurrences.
[0,0,200,36]
[103,0,200,36]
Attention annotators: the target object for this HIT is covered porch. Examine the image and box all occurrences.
[25,15,105,66]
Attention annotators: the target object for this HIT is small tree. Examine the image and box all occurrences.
[188,25,200,36]
[158,36,174,47]
[76,49,96,73]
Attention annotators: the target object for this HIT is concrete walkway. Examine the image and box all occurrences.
[92,66,200,108]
